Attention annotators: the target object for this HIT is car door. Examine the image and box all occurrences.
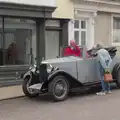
[85,57,99,83]
[77,58,88,83]
[77,55,99,83]
[75,46,99,84]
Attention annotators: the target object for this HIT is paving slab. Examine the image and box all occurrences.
[0,85,24,101]
[1,89,120,120]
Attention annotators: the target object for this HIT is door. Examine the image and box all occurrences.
[85,58,98,83]
[45,31,60,59]
[77,57,99,83]
[77,59,88,83]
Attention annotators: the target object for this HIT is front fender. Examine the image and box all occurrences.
[23,71,32,80]
[48,70,78,82]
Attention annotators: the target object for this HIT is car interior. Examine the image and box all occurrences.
[61,45,117,59]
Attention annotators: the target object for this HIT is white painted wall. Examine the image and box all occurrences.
[0,0,56,7]
[69,8,97,50]
[52,0,74,19]
[86,17,95,51]
[68,20,74,45]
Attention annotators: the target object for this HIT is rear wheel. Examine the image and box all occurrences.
[48,75,70,101]
[22,77,39,98]
[116,69,120,88]
[113,63,120,88]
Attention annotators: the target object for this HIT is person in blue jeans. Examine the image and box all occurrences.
[94,43,112,95]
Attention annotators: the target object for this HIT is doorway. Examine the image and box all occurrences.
[45,31,60,59]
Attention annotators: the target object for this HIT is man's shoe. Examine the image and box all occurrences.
[96,91,106,96]
[106,91,112,94]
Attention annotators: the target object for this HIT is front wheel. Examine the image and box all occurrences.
[48,75,70,102]
[22,77,39,98]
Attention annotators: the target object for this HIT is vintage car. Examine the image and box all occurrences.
[21,46,120,101]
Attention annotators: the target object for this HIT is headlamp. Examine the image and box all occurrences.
[47,64,53,73]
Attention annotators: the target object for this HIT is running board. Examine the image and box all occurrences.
[28,83,43,90]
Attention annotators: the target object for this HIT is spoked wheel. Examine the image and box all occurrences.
[22,77,39,98]
[48,75,69,102]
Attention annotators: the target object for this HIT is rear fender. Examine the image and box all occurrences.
[116,64,120,73]
[112,63,120,80]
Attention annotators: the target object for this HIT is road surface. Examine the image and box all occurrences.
[0,86,120,120]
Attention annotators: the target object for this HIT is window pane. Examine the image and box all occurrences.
[113,17,120,29]
[74,31,79,45]
[113,17,120,43]
[113,29,120,43]
[81,20,86,29]
[0,34,2,48]
[4,18,36,65]
[0,18,3,65]
[0,18,3,48]
[81,31,86,45]
[74,20,79,29]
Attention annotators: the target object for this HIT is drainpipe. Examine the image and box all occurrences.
[42,8,46,61]
[2,16,5,65]
[82,46,87,60]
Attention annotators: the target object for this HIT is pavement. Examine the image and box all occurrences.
[1,86,120,120]
[0,85,24,100]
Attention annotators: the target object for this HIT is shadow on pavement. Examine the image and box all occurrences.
[25,83,119,103]
[69,83,118,97]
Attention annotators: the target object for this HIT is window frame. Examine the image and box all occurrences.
[111,14,120,46]
[74,19,87,46]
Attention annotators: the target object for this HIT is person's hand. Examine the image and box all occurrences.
[105,68,110,73]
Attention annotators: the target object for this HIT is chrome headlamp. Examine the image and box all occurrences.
[29,66,32,70]
[29,64,37,73]
[47,64,53,73]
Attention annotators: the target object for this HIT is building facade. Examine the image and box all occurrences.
[69,0,120,53]
[0,0,74,87]
[2,0,120,87]
[44,0,74,60]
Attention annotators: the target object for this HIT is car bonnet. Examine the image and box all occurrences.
[41,56,82,64]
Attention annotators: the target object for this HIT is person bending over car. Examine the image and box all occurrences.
[94,43,112,96]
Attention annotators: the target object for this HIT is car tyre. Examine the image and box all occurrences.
[116,68,120,88]
[112,63,119,80]
[22,77,39,98]
[48,75,70,102]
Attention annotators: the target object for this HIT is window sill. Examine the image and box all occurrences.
[111,43,120,47]
[84,0,120,6]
